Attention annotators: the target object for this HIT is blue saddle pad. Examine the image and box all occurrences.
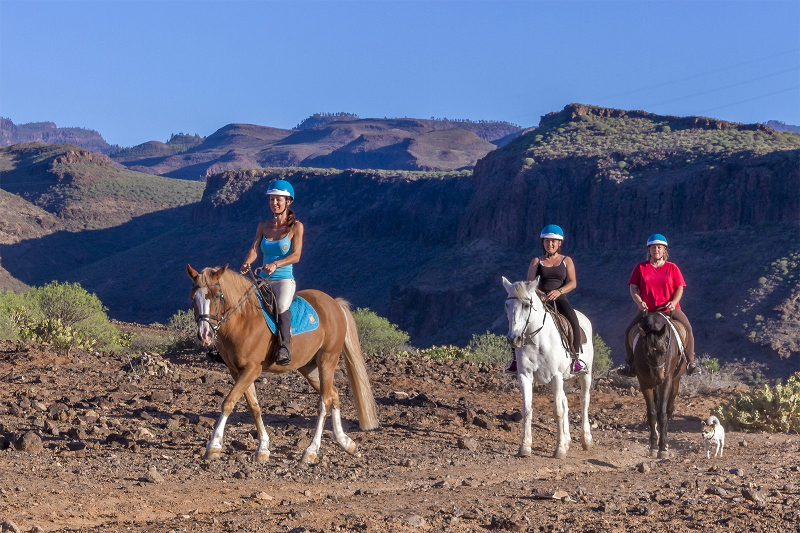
[256,293,320,336]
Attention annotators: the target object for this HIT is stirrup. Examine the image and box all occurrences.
[687,361,702,376]
[616,363,635,377]
[275,347,291,366]
[570,358,588,377]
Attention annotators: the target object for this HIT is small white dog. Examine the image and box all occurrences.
[701,415,725,458]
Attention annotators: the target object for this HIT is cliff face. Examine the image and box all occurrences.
[1,118,112,154]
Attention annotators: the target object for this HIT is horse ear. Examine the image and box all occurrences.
[502,276,514,294]
[210,264,228,281]
[186,264,199,280]
[525,279,539,295]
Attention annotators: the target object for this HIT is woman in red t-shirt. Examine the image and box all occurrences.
[617,234,699,377]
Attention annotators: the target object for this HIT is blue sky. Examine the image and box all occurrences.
[1,1,798,147]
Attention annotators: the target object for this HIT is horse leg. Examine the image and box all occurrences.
[205,364,261,461]
[299,360,321,393]
[242,382,270,463]
[516,371,534,457]
[657,382,678,459]
[551,374,570,459]
[301,350,357,463]
[640,386,659,458]
[577,371,593,451]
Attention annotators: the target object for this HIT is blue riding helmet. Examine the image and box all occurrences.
[540,224,564,240]
[647,234,668,247]
[266,179,295,200]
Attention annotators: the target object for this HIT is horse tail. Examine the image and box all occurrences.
[337,298,380,431]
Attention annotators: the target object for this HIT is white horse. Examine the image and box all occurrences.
[502,277,594,459]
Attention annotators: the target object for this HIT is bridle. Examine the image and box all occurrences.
[506,294,548,345]
[193,279,257,339]
[642,312,673,372]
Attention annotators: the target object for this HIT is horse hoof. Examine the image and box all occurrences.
[301,451,317,464]
[205,448,222,461]
[657,450,672,459]
[516,447,531,458]
[553,450,567,460]
[344,440,358,455]
[581,439,593,451]
[649,448,658,458]
[254,451,270,463]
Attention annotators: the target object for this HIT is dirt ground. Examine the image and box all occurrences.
[0,336,798,533]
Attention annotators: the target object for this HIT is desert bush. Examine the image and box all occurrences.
[592,334,613,375]
[353,308,409,355]
[0,282,118,350]
[714,372,800,432]
[419,344,470,360]
[130,333,171,353]
[678,356,740,396]
[466,331,510,364]
[168,309,197,336]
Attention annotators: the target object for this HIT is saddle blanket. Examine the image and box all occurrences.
[256,293,320,336]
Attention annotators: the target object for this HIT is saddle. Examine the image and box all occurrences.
[545,302,586,351]
[628,314,687,354]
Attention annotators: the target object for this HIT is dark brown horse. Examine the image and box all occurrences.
[187,264,379,464]
[629,312,686,458]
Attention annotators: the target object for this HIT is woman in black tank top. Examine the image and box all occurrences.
[507,225,585,375]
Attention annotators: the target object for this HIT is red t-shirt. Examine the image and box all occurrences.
[628,261,686,310]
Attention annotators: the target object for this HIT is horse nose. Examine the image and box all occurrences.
[507,335,520,349]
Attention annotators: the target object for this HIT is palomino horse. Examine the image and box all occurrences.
[629,312,685,458]
[186,264,379,464]
[502,277,594,459]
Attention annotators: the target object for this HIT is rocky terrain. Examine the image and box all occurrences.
[110,118,522,179]
[1,337,799,533]
[1,119,112,155]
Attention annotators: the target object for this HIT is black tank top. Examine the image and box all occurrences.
[537,257,568,292]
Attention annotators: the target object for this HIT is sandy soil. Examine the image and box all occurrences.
[0,338,798,533]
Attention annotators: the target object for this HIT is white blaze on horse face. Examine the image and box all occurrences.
[193,287,213,346]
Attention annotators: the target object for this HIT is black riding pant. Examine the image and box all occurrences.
[553,295,581,353]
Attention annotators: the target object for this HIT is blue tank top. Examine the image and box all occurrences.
[260,233,293,280]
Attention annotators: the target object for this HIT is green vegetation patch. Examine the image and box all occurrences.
[714,372,800,432]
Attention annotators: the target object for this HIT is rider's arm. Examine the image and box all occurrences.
[262,222,304,275]
[526,257,541,282]
[560,256,577,295]
[665,286,683,311]
[240,221,266,273]
[629,284,648,312]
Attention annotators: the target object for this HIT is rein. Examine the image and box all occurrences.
[195,279,258,338]
[507,295,547,345]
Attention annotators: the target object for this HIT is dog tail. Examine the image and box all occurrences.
[706,415,720,426]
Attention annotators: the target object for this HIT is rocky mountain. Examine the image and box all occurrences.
[765,120,800,133]
[1,118,113,154]
[0,105,797,372]
[111,117,522,179]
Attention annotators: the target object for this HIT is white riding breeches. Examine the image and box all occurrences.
[268,279,296,314]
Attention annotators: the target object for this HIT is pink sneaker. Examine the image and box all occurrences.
[571,359,588,376]
[505,360,517,373]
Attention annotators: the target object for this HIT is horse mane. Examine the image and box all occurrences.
[199,266,260,315]
[512,281,531,301]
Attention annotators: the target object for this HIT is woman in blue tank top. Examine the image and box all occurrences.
[239,179,304,366]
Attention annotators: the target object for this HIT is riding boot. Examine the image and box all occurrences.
[570,344,587,376]
[617,338,636,377]
[686,355,701,376]
[275,310,292,366]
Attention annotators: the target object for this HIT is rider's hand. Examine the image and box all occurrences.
[545,290,560,301]
[638,300,648,313]
[264,263,277,275]
[240,263,251,274]
[664,301,676,311]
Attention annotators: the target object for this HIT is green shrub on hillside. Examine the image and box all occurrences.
[592,333,613,375]
[353,308,409,355]
[419,344,470,360]
[466,331,510,364]
[714,373,800,432]
[0,282,118,351]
